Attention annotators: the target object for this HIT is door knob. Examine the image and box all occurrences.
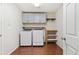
[63,38,66,40]
[61,37,66,40]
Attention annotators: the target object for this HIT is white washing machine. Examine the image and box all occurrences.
[20,29,44,46]
[33,30,44,46]
[20,30,32,46]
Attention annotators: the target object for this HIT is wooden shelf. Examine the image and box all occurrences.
[45,29,57,45]
[47,35,57,36]
[48,39,57,41]
[47,30,57,32]
[46,18,56,21]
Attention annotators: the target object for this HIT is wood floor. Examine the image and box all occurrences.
[11,43,63,55]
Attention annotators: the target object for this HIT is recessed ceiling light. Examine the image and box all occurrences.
[33,3,40,8]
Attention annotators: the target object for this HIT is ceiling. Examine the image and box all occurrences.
[16,3,63,13]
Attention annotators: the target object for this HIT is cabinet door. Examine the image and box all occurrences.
[22,13,29,23]
[33,13,40,23]
[20,31,32,46]
[22,13,34,23]
[28,13,34,23]
[33,30,44,46]
[22,13,46,23]
[40,13,46,23]
[34,13,46,23]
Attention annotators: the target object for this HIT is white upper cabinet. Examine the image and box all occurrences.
[22,13,34,23]
[39,13,46,23]
[34,13,41,23]
[22,13,46,23]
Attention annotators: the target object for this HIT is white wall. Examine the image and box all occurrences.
[47,12,55,18]
[46,12,56,30]
[56,6,63,49]
[1,3,22,55]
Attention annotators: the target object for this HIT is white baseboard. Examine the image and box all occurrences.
[56,42,63,49]
[8,46,19,55]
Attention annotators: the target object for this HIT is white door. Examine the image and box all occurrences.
[33,30,44,46]
[20,31,32,46]
[0,4,2,55]
[0,13,2,55]
[63,3,79,55]
[0,17,2,55]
